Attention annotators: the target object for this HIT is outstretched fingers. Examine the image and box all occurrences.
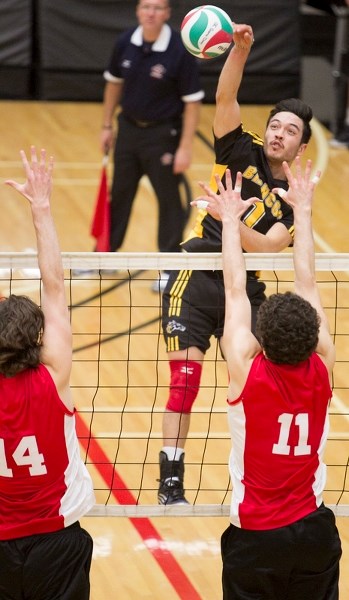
[47,153,54,177]
[192,170,260,220]
[215,169,242,198]
[38,147,54,176]
[281,160,295,188]
[39,147,46,167]
[234,171,242,193]
[272,159,322,212]
[197,180,218,204]
[19,148,32,180]
[5,146,54,205]
[191,181,220,216]
[303,158,312,183]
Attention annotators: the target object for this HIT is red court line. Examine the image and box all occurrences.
[76,412,202,600]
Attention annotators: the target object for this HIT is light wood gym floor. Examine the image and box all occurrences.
[0,100,348,599]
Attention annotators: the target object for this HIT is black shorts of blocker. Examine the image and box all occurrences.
[162,270,266,354]
[221,504,342,600]
[0,522,93,600]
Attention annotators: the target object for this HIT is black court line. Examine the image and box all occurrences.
[71,268,161,353]
[196,129,214,152]
[69,269,145,309]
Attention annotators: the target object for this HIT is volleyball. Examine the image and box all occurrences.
[180,5,233,60]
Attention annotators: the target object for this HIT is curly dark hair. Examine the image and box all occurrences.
[267,98,313,144]
[255,292,320,364]
[0,295,44,376]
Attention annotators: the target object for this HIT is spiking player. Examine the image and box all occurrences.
[158,22,314,505]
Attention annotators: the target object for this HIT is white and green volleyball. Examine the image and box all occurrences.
[180,5,233,60]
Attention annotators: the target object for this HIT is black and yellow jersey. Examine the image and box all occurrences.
[182,124,294,253]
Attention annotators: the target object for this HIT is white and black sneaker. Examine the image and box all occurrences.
[157,451,189,505]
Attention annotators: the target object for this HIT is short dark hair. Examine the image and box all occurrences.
[267,98,313,144]
[0,295,44,376]
[255,291,320,364]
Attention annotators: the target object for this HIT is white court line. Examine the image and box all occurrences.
[47,179,100,186]
[313,230,336,253]
[311,117,330,181]
[332,393,349,426]
[309,118,337,253]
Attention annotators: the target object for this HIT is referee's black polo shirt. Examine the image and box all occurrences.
[104,23,205,123]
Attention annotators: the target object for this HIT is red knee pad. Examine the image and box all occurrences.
[166,360,202,414]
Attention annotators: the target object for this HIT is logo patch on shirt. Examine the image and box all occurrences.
[150,64,166,79]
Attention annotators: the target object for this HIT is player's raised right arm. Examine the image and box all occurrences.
[213,23,254,139]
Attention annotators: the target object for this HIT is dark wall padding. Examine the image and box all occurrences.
[37,0,126,100]
[0,0,32,98]
[39,0,129,70]
[37,0,300,103]
[1,0,300,103]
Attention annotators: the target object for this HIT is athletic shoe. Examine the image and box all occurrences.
[151,271,170,293]
[157,451,189,505]
[329,125,349,149]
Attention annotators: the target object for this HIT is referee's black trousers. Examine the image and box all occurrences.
[110,113,187,253]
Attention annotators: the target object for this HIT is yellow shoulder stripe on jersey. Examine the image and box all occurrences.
[241,124,264,146]
[209,163,228,191]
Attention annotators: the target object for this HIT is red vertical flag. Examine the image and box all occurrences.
[90,155,111,252]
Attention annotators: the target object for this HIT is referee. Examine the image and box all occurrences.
[101,0,204,289]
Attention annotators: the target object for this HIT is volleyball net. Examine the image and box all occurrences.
[1,251,348,518]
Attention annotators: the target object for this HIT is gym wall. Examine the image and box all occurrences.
[1,0,300,103]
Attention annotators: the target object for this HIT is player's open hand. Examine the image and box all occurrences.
[191,169,260,222]
[272,156,321,214]
[5,146,54,208]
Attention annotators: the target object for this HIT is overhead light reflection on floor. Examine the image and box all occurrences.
[92,535,113,559]
[135,537,220,556]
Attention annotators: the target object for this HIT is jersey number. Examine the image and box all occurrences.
[272,413,311,456]
[0,436,47,477]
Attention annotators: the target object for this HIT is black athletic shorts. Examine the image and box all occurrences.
[0,521,93,600]
[162,270,266,353]
[221,504,342,600]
